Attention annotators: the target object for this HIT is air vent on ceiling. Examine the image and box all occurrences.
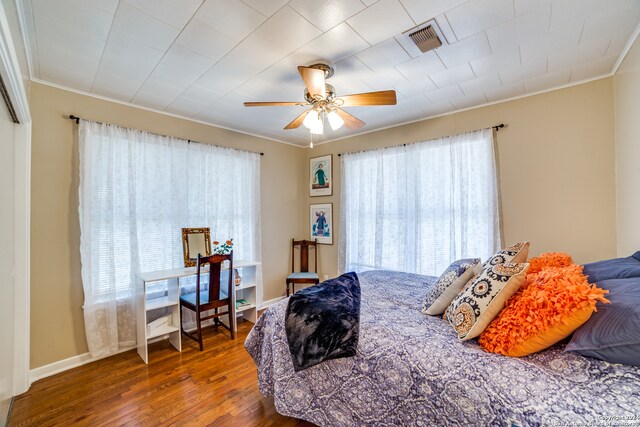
[408,25,442,53]
[397,19,448,57]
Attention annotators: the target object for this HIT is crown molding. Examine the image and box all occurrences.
[14,0,35,80]
[612,21,640,75]
[314,72,615,147]
[30,78,306,148]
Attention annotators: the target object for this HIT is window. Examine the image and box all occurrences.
[339,128,500,276]
[78,120,261,356]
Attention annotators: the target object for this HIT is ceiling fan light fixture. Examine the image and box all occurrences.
[310,116,324,135]
[303,109,321,130]
[327,109,344,131]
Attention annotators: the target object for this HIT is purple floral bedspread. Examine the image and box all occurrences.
[245,270,640,426]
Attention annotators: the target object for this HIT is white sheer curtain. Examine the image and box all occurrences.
[339,128,500,276]
[78,120,261,358]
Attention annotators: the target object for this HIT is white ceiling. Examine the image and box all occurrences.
[21,0,640,146]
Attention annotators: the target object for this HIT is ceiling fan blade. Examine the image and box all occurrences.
[244,101,307,107]
[298,66,326,99]
[337,90,397,107]
[335,108,365,129]
[284,110,310,130]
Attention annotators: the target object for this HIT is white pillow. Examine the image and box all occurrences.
[422,258,482,315]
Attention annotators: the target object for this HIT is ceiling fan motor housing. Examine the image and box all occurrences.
[304,83,336,103]
[308,63,334,79]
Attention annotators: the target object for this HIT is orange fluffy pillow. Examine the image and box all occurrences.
[526,251,573,276]
[479,253,609,357]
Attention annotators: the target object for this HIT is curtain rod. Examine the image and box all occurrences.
[68,115,264,156]
[336,123,505,157]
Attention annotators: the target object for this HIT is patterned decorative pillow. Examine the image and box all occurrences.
[445,262,529,340]
[422,258,482,315]
[485,241,530,267]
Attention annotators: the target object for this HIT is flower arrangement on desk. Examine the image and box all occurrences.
[212,239,233,255]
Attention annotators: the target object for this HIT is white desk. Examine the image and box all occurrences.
[136,260,262,363]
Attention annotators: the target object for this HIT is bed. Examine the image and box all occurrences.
[245,270,640,426]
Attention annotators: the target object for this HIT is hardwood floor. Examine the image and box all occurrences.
[9,320,315,426]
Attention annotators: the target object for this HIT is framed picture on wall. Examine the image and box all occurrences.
[310,203,333,245]
[310,154,332,196]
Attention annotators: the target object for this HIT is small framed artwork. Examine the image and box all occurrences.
[310,154,332,197]
[310,203,333,245]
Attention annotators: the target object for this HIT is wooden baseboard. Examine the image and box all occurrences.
[29,346,135,384]
[29,298,285,385]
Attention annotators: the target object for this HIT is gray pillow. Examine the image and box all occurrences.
[422,258,481,315]
[582,251,640,283]
[565,277,640,366]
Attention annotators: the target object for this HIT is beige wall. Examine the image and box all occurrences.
[614,36,640,256]
[303,78,618,280]
[29,82,306,369]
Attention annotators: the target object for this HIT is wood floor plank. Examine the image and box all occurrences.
[9,321,315,426]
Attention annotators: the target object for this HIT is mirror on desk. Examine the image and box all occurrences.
[181,227,211,267]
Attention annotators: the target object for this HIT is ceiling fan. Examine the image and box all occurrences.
[243,63,397,134]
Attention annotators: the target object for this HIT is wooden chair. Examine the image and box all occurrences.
[286,239,319,296]
[180,252,235,351]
